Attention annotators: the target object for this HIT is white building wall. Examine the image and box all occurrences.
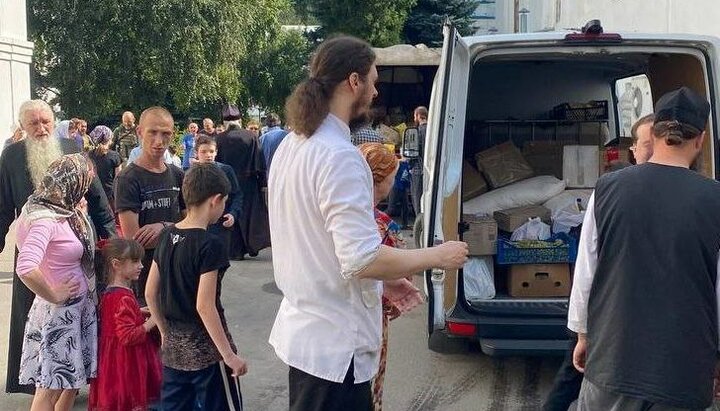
[557,0,720,37]
[0,0,33,137]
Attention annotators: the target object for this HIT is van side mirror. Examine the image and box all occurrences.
[402,127,420,159]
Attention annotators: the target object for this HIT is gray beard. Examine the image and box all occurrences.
[26,137,63,189]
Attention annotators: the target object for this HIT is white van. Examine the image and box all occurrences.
[421,21,720,355]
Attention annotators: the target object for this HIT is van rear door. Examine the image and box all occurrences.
[423,24,470,336]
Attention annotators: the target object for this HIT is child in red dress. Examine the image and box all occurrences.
[89,238,162,411]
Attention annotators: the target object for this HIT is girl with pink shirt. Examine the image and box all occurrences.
[15,153,98,411]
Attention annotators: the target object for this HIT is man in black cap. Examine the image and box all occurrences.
[215,104,270,259]
[568,86,720,410]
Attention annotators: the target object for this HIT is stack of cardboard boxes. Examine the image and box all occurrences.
[463,130,627,298]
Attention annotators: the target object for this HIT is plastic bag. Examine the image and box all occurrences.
[552,210,585,234]
[511,217,551,241]
[464,257,495,300]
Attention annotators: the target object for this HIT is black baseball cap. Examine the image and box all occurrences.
[654,87,710,131]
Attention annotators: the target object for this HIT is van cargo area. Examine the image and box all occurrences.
[449,47,715,355]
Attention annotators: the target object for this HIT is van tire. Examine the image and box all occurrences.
[428,330,470,354]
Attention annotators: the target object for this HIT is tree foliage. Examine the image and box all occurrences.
[28,0,298,123]
[403,0,480,47]
[301,0,418,47]
[238,28,313,115]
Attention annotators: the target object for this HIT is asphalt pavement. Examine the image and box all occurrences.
[0,225,572,410]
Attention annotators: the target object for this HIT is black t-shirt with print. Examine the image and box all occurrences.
[153,227,233,371]
[89,149,122,203]
[114,162,185,227]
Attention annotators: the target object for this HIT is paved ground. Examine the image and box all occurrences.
[0,225,571,410]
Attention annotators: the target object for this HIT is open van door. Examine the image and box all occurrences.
[423,23,470,343]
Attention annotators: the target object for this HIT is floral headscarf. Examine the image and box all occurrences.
[22,153,97,302]
[89,125,112,146]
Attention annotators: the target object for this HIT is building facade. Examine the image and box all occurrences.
[0,0,32,138]
[474,0,720,37]
[557,0,720,38]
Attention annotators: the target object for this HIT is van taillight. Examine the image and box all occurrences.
[447,321,477,337]
[565,19,622,43]
[564,33,622,43]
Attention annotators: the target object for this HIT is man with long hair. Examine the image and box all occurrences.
[269,35,468,410]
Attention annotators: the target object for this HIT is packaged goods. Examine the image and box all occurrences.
[475,142,534,189]
[463,175,566,216]
[462,161,489,201]
[508,264,571,298]
[463,214,498,256]
[494,205,551,233]
[563,145,600,188]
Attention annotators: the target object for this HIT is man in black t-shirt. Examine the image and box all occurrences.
[145,162,245,411]
[115,107,185,304]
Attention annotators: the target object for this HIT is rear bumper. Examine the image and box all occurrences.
[442,298,572,356]
[479,338,571,356]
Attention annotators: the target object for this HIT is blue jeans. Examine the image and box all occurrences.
[161,362,243,411]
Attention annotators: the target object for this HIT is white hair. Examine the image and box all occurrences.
[18,100,53,128]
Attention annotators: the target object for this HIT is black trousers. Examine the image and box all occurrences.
[289,359,372,411]
[543,332,584,411]
[6,255,35,395]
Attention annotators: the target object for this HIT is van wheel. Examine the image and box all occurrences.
[428,330,470,354]
[413,213,423,249]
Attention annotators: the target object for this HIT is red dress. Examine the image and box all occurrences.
[89,287,162,411]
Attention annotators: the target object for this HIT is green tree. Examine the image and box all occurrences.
[403,0,480,47]
[303,0,418,47]
[28,0,290,123]
[238,28,313,115]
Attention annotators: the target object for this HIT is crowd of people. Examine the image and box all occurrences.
[3,31,720,411]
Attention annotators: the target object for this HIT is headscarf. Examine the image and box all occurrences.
[358,142,398,185]
[89,125,112,145]
[21,153,97,302]
[54,120,71,140]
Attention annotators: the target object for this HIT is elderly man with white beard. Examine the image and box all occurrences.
[0,99,116,395]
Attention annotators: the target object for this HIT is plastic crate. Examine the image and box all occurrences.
[552,101,609,121]
[496,233,578,265]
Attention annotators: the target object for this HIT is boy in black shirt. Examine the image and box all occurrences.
[195,134,243,255]
[145,163,247,411]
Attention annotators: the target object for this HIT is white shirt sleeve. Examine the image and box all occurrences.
[568,192,598,334]
[317,150,381,279]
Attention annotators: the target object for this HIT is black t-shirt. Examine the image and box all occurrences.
[153,227,232,370]
[114,162,185,227]
[89,149,122,202]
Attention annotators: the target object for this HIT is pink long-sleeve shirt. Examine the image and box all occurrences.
[16,215,88,295]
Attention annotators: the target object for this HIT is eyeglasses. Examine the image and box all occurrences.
[629,146,637,152]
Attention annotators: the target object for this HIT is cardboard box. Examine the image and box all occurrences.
[563,145,599,188]
[463,215,497,256]
[578,122,608,146]
[522,141,568,179]
[462,161,488,201]
[600,137,633,174]
[508,264,571,298]
[475,142,534,189]
[494,205,551,233]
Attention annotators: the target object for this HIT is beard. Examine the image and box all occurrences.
[348,85,374,132]
[26,136,63,189]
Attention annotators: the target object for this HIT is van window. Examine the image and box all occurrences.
[615,75,653,138]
